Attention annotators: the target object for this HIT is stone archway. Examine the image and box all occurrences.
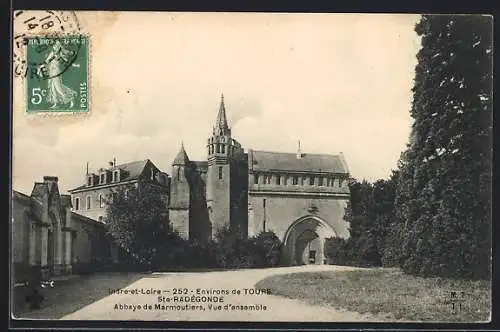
[283,215,337,266]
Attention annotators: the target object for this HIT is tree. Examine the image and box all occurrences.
[251,231,283,267]
[396,15,492,278]
[104,184,174,270]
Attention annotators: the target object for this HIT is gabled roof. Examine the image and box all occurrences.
[249,150,349,174]
[31,182,48,200]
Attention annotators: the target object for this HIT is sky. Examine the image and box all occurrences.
[12,12,422,194]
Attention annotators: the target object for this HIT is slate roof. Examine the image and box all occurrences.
[173,145,190,166]
[13,190,31,204]
[116,159,149,180]
[69,159,150,191]
[249,150,349,174]
[192,161,208,171]
[71,211,106,226]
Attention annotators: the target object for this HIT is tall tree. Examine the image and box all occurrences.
[104,184,173,269]
[396,15,492,278]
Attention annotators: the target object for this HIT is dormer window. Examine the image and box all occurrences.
[87,175,94,187]
[112,170,120,182]
[100,173,105,184]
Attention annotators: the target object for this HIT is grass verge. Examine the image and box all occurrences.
[12,272,143,319]
[255,267,490,322]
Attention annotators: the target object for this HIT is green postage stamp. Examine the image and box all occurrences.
[25,35,89,113]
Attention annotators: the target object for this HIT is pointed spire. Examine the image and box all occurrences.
[213,93,230,136]
[173,142,190,166]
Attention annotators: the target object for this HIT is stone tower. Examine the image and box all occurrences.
[168,142,191,239]
[206,94,247,238]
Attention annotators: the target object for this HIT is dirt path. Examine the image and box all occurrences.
[61,265,387,322]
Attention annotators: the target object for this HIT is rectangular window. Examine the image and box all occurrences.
[254,174,259,184]
[292,176,298,185]
[218,166,223,180]
[309,177,315,186]
[87,176,92,186]
[99,194,104,208]
[74,197,80,210]
[100,174,105,184]
[86,196,91,210]
[318,177,324,186]
[276,175,281,185]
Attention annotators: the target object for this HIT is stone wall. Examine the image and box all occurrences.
[248,194,350,241]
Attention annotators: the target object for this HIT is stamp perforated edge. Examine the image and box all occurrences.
[22,32,92,118]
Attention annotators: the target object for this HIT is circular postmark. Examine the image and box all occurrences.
[13,11,81,78]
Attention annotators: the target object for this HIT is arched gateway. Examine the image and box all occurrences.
[283,215,337,265]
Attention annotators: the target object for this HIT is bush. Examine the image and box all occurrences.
[324,237,350,265]
[212,226,284,269]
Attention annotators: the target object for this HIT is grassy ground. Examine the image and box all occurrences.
[12,272,143,319]
[255,267,491,322]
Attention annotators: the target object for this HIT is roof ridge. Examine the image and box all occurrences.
[251,149,341,157]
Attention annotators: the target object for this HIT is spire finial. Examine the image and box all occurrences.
[213,94,230,136]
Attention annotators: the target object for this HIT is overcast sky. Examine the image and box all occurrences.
[13,12,421,194]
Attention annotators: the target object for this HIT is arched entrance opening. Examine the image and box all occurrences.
[283,215,337,266]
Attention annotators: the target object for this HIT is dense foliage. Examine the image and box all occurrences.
[104,184,174,270]
[396,15,492,279]
[213,227,284,269]
[325,175,400,267]
[326,15,492,280]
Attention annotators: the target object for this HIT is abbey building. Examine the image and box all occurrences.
[69,95,351,265]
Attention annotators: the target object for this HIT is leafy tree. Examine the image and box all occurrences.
[104,184,174,269]
[325,175,401,268]
[396,15,492,278]
[251,231,283,267]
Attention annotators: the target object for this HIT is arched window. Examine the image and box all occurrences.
[86,196,91,210]
[74,197,80,210]
[99,194,104,208]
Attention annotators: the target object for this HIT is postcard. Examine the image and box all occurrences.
[11,11,492,324]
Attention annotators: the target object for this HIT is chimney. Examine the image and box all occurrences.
[43,176,59,192]
[296,140,303,159]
